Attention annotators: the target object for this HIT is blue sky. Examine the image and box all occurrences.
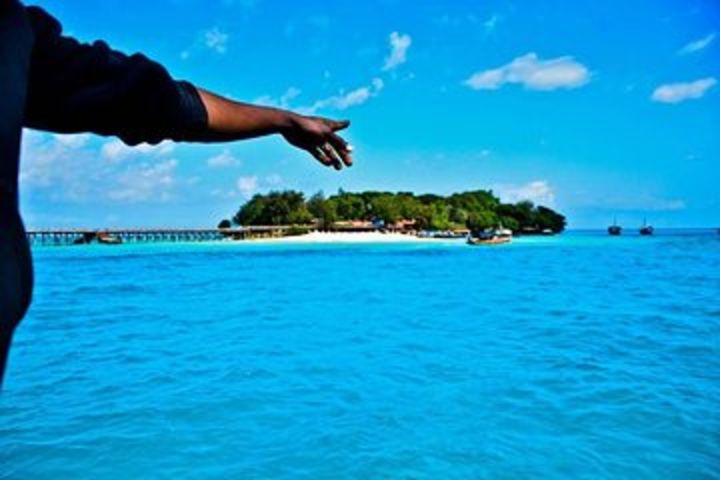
[20,0,720,228]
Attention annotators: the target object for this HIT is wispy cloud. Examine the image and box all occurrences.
[494,180,555,205]
[207,149,240,168]
[483,13,500,33]
[300,78,384,114]
[678,33,716,55]
[20,132,93,193]
[580,194,686,212]
[253,87,302,109]
[464,53,590,91]
[641,198,685,211]
[210,188,238,200]
[53,133,91,149]
[236,176,258,198]
[22,131,183,203]
[382,32,412,71]
[204,27,229,54]
[108,160,179,203]
[101,139,175,163]
[214,173,283,200]
[651,77,716,104]
[258,30,404,116]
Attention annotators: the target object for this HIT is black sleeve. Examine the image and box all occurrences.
[23,6,208,145]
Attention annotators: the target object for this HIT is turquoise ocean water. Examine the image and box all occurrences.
[1,231,719,479]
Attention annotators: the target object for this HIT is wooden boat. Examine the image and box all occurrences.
[73,232,97,245]
[467,235,511,246]
[639,219,654,236]
[418,230,467,239]
[608,217,622,236]
[97,232,122,245]
[467,228,512,246]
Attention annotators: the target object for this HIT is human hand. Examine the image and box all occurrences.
[281,115,353,170]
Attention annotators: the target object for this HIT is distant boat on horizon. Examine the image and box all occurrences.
[640,219,654,236]
[608,217,622,236]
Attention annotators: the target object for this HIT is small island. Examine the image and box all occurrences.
[220,189,566,239]
[26,189,565,246]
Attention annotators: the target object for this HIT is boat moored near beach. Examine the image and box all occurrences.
[467,227,512,246]
[418,229,469,239]
[70,231,122,245]
[97,232,123,245]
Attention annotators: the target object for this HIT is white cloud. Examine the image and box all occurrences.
[383,32,412,71]
[236,176,258,198]
[651,77,716,103]
[214,174,281,200]
[281,87,302,105]
[464,53,590,91]
[21,130,183,204]
[20,131,92,192]
[108,159,179,203]
[256,30,404,116]
[204,27,229,54]
[253,87,302,109]
[180,26,230,59]
[207,149,239,168]
[678,33,716,55]
[54,133,91,149]
[494,180,555,205]
[101,139,175,163]
[301,78,384,114]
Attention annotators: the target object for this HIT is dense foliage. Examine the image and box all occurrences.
[232,189,566,233]
[232,191,313,226]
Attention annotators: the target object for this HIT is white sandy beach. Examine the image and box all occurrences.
[247,231,435,244]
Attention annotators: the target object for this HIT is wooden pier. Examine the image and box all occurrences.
[25,226,297,246]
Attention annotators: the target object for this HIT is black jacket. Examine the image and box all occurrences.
[22,5,208,145]
[0,0,208,385]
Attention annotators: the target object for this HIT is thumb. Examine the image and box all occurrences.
[325,119,350,131]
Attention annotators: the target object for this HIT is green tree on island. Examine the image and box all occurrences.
[231,189,566,233]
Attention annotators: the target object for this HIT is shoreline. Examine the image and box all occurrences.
[244,231,436,244]
[27,228,717,248]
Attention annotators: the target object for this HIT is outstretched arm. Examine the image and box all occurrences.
[196,89,352,170]
[23,6,352,170]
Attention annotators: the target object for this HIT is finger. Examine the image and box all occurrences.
[328,133,353,167]
[320,143,343,170]
[328,132,349,151]
[321,118,350,132]
[309,147,333,168]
